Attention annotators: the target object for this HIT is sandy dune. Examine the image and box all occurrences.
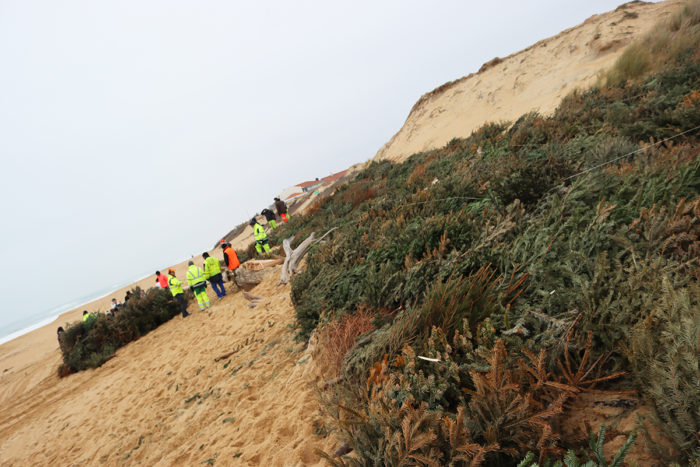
[0,1,688,464]
[0,266,336,466]
[375,0,682,162]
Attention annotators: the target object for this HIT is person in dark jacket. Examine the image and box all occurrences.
[261,208,277,229]
[274,197,289,223]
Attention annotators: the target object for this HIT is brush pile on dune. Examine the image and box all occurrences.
[276,2,700,464]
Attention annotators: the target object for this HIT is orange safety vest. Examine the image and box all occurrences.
[157,274,169,288]
[224,246,240,270]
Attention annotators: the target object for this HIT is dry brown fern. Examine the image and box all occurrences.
[557,329,631,394]
[630,197,700,261]
[441,406,498,466]
[318,309,375,378]
[464,340,565,461]
[384,402,440,466]
[366,353,390,390]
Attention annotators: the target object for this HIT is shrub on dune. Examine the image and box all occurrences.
[58,287,181,375]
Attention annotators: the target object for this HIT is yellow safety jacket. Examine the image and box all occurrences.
[82,313,95,323]
[203,256,221,279]
[186,264,206,287]
[253,223,267,241]
[168,274,184,296]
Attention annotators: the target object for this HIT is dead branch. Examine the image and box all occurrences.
[214,346,241,361]
[320,376,344,391]
[243,291,266,302]
[279,236,295,285]
[315,227,338,243]
[288,232,317,275]
[278,228,337,284]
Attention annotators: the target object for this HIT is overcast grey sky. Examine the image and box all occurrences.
[0,0,639,335]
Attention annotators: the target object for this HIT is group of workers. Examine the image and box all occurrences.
[68,197,290,331]
[161,197,289,315]
[166,246,240,317]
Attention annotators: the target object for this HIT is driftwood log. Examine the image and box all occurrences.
[279,228,337,284]
[242,291,266,302]
[232,258,285,290]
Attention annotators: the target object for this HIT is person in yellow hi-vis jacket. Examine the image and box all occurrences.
[186,261,211,312]
[168,268,190,318]
[203,252,226,299]
[250,218,271,255]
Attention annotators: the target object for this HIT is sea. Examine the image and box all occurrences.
[0,272,152,346]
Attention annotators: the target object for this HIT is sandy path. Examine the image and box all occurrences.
[0,267,336,466]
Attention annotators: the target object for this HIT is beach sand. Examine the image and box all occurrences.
[0,187,350,465]
[0,264,336,465]
[0,222,265,398]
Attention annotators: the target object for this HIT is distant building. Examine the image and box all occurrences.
[278,185,303,201]
[298,179,324,193]
[320,170,347,184]
[283,192,305,202]
[278,170,349,201]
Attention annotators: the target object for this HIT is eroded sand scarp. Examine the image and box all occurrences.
[375,0,682,162]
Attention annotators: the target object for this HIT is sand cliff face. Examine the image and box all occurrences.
[374,0,682,163]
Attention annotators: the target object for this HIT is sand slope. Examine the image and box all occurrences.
[0,268,335,465]
[375,0,682,162]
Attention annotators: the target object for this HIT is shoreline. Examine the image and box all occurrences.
[0,253,207,406]
[0,228,256,384]
[0,274,147,346]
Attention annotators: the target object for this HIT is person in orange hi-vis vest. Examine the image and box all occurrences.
[221,243,240,271]
[155,271,169,289]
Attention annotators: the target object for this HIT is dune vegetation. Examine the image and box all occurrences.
[268,4,700,465]
[58,288,181,374]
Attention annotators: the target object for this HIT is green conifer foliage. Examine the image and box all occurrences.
[298,5,700,463]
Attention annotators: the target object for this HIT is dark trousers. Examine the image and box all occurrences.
[209,273,226,298]
[175,293,188,317]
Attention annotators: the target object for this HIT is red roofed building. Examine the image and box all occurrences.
[321,170,347,184]
[298,179,324,193]
[279,170,351,201]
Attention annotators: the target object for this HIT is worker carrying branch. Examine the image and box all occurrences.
[274,197,289,223]
[250,217,271,255]
[261,208,277,229]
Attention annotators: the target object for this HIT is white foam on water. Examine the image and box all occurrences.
[0,270,154,346]
[0,314,61,346]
